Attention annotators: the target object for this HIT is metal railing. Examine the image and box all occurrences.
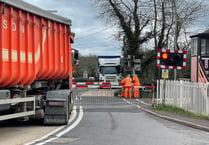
[0,97,35,121]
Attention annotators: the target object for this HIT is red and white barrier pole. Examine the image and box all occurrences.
[72,82,155,89]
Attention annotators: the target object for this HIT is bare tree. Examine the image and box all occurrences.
[93,0,208,80]
[93,0,153,59]
[153,0,207,51]
[151,0,208,80]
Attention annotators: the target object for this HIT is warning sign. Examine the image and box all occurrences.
[162,69,168,79]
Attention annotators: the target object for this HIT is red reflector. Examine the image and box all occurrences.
[102,82,111,85]
[100,85,111,88]
[161,53,168,60]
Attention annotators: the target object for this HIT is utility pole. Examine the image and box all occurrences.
[174,0,178,80]
[132,55,135,76]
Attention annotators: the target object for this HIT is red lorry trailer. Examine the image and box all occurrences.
[0,0,77,124]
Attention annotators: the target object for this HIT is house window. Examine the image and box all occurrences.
[201,39,206,56]
[191,38,198,56]
[207,40,209,56]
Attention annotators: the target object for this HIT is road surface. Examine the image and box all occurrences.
[31,97,209,145]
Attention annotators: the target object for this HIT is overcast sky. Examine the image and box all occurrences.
[22,0,209,56]
[23,0,121,56]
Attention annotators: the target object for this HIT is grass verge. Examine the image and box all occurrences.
[155,104,209,120]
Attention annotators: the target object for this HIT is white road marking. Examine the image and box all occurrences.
[140,100,152,106]
[56,106,83,137]
[126,100,132,105]
[122,98,142,109]
[68,106,77,124]
[34,106,83,145]
[34,137,57,145]
[122,98,135,106]
[25,106,82,145]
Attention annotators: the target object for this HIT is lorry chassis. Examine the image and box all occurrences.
[0,80,72,125]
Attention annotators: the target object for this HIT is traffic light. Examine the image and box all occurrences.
[161,52,169,60]
[157,49,187,70]
[160,52,183,66]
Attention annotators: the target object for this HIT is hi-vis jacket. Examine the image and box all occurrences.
[133,76,140,86]
[124,76,132,87]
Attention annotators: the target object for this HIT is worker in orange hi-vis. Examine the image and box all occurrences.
[120,78,126,97]
[124,74,132,98]
[133,75,141,98]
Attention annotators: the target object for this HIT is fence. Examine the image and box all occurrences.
[157,80,209,116]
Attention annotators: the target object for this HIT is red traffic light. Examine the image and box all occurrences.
[161,52,168,60]
[157,49,187,70]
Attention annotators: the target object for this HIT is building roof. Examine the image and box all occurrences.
[190,28,209,39]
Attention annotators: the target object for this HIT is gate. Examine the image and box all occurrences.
[72,82,127,105]
[72,82,155,105]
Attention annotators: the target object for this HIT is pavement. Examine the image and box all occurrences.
[138,98,209,132]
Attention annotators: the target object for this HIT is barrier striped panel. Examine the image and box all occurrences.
[72,82,155,89]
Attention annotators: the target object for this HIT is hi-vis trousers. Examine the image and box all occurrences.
[124,86,132,98]
[134,86,140,98]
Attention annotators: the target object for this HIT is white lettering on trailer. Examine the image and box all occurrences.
[3,20,7,29]
[2,20,47,64]
[12,22,16,32]
[3,19,25,33]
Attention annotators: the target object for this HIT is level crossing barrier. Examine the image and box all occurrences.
[72,82,155,89]
[72,82,155,105]
[72,82,123,89]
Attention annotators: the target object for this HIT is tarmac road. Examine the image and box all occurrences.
[1,96,209,145]
[35,97,209,145]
